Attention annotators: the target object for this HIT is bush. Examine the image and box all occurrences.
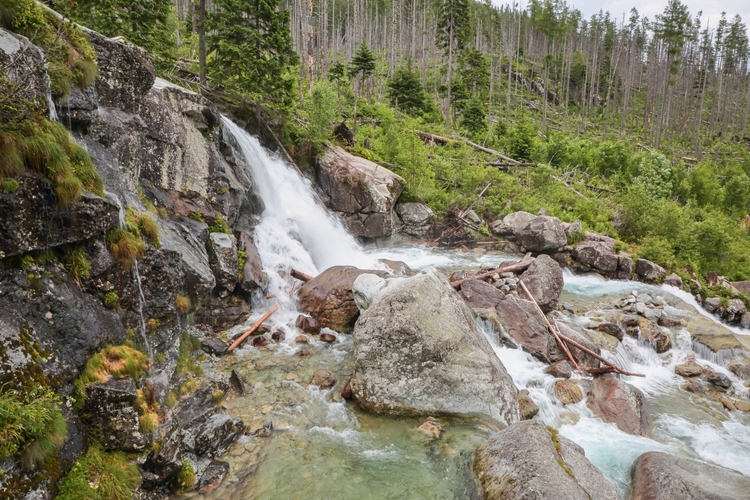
[56,446,141,500]
[209,213,231,234]
[65,249,90,283]
[106,228,146,267]
[103,290,119,309]
[0,386,68,469]
[175,460,195,491]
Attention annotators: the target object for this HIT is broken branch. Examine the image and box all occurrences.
[290,268,313,282]
[227,285,301,352]
[451,254,533,289]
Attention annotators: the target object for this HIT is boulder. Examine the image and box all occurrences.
[724,299,746,322]
[565,220,583,236]
[518,254,564,312]
[587,377,650,436]
[635,259,666,282]
[297,265,386,333]
[0,28,51,113]
[141,437,183,490]
[316,146,405,239]
[617,255,634,280]
[193,413,245,458]
[554,380,583,405]
[238,232,265,292]
[0,174,119,258]
[198,460,230,493]
[460,279,505,309]
[630,451,750,500]
[639,319,672,353]
[473,420,621,500]
[194,296,250,332]
[395,202,434,238]
[350,269,519,426]
[490,211,536,237]
[517,389,539,420]
[572,240,619,274]
[703,297,722,313]
[296,315,321,334]
[598,323,625,341]
[207,232,238,291]
[545,360,574,379]
[664,273,683,288]
[516,216,567,252]
[83,378,151,452]
[494,294,554,362]
[675,357,703,377]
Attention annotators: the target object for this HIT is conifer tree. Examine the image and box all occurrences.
[437,0,472,128]
[386,63,427,115]
[207,0,298,110]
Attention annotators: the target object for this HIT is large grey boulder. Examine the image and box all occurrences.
[207,232,238,292]
[317,146,405,240]
[298,266,387,333]
[238,232,265,292]
[0,28,51,113]
[635,259,666,282]
[572,239,619,274]
[396,201,434,238]
[588,377,650,436]
[631,451,750,500]
[473,420,621,500]
[83,378,151,452]
[350,269,519,426]
[490,211,536,237]
[494,294,554,362]
[519,254,564,312]
[516,216,567,252]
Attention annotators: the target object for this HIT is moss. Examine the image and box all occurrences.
[237,249,247,278]
[179,377,197,396]
[72,345,149,411]
[56,446,141,500]
[209,213,231,234]
[0,386,68,469]
[566,230,585,245]
[103,290,119,310]
[175,460,196,491]
[216,187,229,195]
[189,211,205,222]
[1,177,19,193]
[175,333,203,377]
[547,425,575,478]
[65,248,90,283]
[174,295,191,314]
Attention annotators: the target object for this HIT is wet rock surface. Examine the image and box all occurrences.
[515,216,567,252]
[395,202,434,238]
[84,378,151,452]
[473,420,621,500]
[518,254,564,312]
[587,377,650,436]
[350,269,520,426]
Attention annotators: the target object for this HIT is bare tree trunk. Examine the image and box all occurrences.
[198,0,206,85]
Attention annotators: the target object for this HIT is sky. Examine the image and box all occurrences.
[492,0,750,31]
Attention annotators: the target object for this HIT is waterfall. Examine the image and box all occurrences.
[220,117,372,302]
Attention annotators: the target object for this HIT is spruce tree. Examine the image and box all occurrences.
[207,0,298,110]
[386,64,427,115]
[437,0,472,128]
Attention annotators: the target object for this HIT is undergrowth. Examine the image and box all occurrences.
[55,445,141,500]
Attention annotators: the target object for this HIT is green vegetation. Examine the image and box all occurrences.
[72,345,149,411]
[1,177,19,193]
[0,386,68,469]
[106,207,159,266]
[103,290,119,309]
[208,213,231,234]
[65,249,90,283]
[175,460,195,491]
[176,332,203,378]
[55,446,141,500]
[189,211,205,223]
[174,295,191,314]
[237,249,247,277]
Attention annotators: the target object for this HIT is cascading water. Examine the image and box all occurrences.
[192,119,750,499]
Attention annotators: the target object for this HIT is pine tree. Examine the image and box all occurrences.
[207,0,298,110]
[349,41,376,95]
[386,63,427,115]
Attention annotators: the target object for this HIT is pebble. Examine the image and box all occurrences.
[284,372,298,381]
[261,405,274,415]
[320,333,336,343]
[296,349,311,357]
[310,370,337,389]
[417,417,444,439]
[295,335,309,344]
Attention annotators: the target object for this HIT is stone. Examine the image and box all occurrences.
[473,420,621,500]
[658,316,685,328]
[378,259,414,277]
[741,312,750,329]
[238,232,265,292]
[545,360,574,379]
[229,370,248,395]
[630,451,750,500]
[295,335,309,344]
[494,294,554,363]
[207,232,238,291]
[597,323,625,341]
[320,333,336,343]
[141,437,182,490]
[728,361,750,380]
[295,314,321,334]
[417,418,444,439]
[565,220,583,236]
[0,28,52,115]
[198,460,230,493]
[342,379,353,399]
[316,146,405,239]
[617,256,634,280]
[683,379,706,393]
[194,296,250,332]
[635,259,666,282]
[246,418,273,437]
[516,216,567,252]
[554,323,602,369]
[724,299,746,322]
[83,378,150,452]
[705,369,732,390]
[720,397,736,411]
[554,380,583,405]
[703,297,721,313]
[350,269,519,426]
[0,175,120,258]
[201,337,228,356]
[491,211,537,237]
[194,413,245,458]
[296,349,311,357]
[271,329,286,342]
[587,377,650,436]
[460,279,505,309]
[664,273,683,288]
[675,359,703,377]
[518,389,540,420]
[639,319,671,353]
[251,335,270,348]
[297,266,386,333]
[310,370,337,389]
[735,400,750,412]
[396,202,434,238]
[572,240,619,274]
[519,254,564,312]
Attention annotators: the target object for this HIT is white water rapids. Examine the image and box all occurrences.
[196,119,750,499]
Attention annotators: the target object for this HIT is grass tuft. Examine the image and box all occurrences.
[72,345,149,411]
[174,295,191,314]
[56,445,141,500]
[175,460,196,491]
[65,248,90,283]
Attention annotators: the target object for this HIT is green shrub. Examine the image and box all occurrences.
[1,177,19,193]
[56,446,141,500]
[103,290,119,309]
[65,249,90,282]
[176,333,203,377]
[174,295,191,314]
[189,211,205,222]
[209,213,231,234]
[175,460,195,491]
[0,386,68,469]
[106,228,146,267]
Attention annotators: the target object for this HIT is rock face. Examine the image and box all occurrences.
[0,28,51,112]
[588,377,650,436]
[490,211,536,236]
[84,378,151,452]
[297,266,386,333]
[396,201,434,238]
[519,254,564,312]
[630,451,750,500]
[238,232,264,292]
[207,233,238,291]
[572,239,619,274]
[350,269,519,426]
[494,295,554,362]
[0,175,119,258]
[316,146,405,240]
[473,420,621,500]
[516,216,567,252]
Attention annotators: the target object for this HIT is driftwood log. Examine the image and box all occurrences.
[450,253,534,289]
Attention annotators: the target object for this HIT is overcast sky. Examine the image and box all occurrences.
[492,0,750,31]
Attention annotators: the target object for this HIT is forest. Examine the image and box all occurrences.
[27,0,750,281]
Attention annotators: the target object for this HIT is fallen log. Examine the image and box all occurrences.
[290,268,313,282]
[518,280,581,371]
[227,284,302,352]
[555,330,646,378]
[416,131,451,144]
[457,137,521,164]
[487,162,537,168]
[450,254,533,289]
